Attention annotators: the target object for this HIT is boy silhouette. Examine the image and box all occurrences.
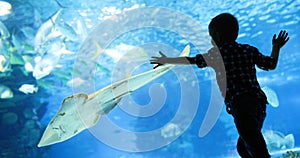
[150,13,289,157]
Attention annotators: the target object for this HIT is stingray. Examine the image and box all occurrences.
[37,45,190,147]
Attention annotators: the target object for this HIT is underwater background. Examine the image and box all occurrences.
[0,0,300,157]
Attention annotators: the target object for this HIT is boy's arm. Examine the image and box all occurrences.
[150,51,195,69]
[269,30,289,70]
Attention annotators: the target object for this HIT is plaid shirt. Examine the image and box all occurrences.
[194,42,275,107]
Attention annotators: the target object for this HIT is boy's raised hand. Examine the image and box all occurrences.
[150,51,168,69]
[272,30,289,48]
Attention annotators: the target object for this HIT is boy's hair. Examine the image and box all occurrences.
[209,13,239,44]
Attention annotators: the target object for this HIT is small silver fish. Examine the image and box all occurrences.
[0,1,12,17]
[0,54,10,73]
[0,84,13,99]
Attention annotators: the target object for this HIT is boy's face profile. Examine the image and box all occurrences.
[210,38,218,47]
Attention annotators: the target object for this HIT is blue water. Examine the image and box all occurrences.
[0,0,300,157]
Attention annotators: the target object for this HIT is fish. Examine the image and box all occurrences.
[66,77,85,88]
[262,86,279,108]
[9,51,25,65]
[76,18,88,40]
[37,45,190,147]
[0,54,9,72]
[0,84,13,99]
[11,34,22,50]
[20,27,36,40]
[161,123,182,138]
[0,20,9,39]
[104,44,148,63]
[33,41,72,80]
[91,40,103,60]
[0,1,12,17]
[34,8,63,53]
[33,9,43,28]
[22,55,35,72]
[263,130,295,152]
[56,21,79,41]
[32,4,76,80]
[18,84,38,94]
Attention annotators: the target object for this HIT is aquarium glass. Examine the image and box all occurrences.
[0,0,299,157]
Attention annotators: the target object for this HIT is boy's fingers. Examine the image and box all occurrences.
[153,64,162,69]
[150,58,159,62]
[273,34,276,41]
[150,60,158,63]
[159,51,166,57]
[279,30,283,37]
[283,32,289,40]
[150,61,158,64]
[283,37,290,45]
[278,31,289,43]
[285,37,290,42]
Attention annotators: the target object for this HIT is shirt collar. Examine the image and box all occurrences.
[218,41,237,48]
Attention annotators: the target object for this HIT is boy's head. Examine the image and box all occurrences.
[209,13,239,46]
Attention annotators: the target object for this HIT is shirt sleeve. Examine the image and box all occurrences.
[194,54,208,68]
[253,48,276,71]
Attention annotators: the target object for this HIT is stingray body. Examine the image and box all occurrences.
[38,45,190,147]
